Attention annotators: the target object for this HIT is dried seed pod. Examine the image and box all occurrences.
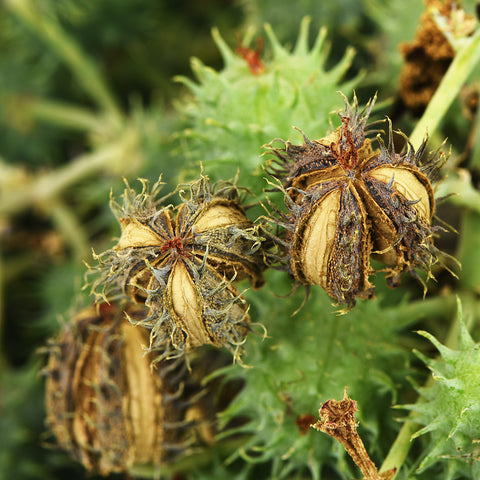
[89,173,265,357]
[267,94,446,308]
[43,302,217,476]
[137,254,251,357]
[399,0,476,115]
[176,173,265,289]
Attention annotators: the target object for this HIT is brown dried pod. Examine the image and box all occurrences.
[399,0,476,115]
[88,173,265,358]
[43,302,218,476]
[267,94,448,308]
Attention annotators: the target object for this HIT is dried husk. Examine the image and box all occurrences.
[137,255,250,356]
[290,180,374,306]
[116,208,176,302]
[267,94,446,307]
[88,174,263,358]
[44,303,217,475]
[176,178,265,288]
[361,142,437,284]
[291,186,341,287]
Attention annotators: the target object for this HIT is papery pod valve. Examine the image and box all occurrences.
[89,173,265,359]
[267,94,448,308]
[43,302,221,476]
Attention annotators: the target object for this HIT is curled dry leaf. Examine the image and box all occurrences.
[266,94,448,308]
[88,173,265,358]
[43,302,217,475]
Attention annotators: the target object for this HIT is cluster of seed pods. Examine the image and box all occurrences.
[44,94,449,475]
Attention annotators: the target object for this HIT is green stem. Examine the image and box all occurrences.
[0,130,139,217]
[5,0,122,121]
[380,421,418,477]
[409,28,480,150]
[435,170,480,215]
[471,86,480,170]
[383,294,457,330]
[23,98,103,132]
[0,252,5,368]
[47,200,90,261]
[456,211,480,292]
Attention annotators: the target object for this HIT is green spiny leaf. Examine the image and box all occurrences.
[403,300,480,478]
[175,18,358,198]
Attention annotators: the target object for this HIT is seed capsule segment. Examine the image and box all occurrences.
[289,180,373,307]
[180,195,264,289]
[89,174,264,358]
[44,303,216,475]
[327,184,373,305]
[267,94,446,307]
[139,255,249,353]
[367,167,432,221]
[292,186,341,287]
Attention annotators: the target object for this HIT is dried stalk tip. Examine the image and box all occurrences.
[43,302,220,476]
[311,388,396,480]
[87,173,266,359]
[266,93,450,309]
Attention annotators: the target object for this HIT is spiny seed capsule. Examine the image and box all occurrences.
[43,302,217,476]
[89,173,265,358]
[267,94,446,308]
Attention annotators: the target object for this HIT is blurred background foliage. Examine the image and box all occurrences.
[1,0,480,479]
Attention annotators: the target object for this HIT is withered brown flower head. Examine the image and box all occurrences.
[266,94,447,308]
[88,173,265,359]
[399,0,476,114]
[43,302,217,476]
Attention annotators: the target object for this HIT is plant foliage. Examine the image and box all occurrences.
[0,1,480,479]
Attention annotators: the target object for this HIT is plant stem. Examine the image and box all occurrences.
[0,252,5,368]
[23,98,103,132]
[409,28,480,150]
[47,200,90,261]
[5,0,122,121]
[384,294,457,330]
[0,130,139,217]
[456,211,480,292]
[379,419,418,477]
[471,86,480,170]
[435,169,480,215]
